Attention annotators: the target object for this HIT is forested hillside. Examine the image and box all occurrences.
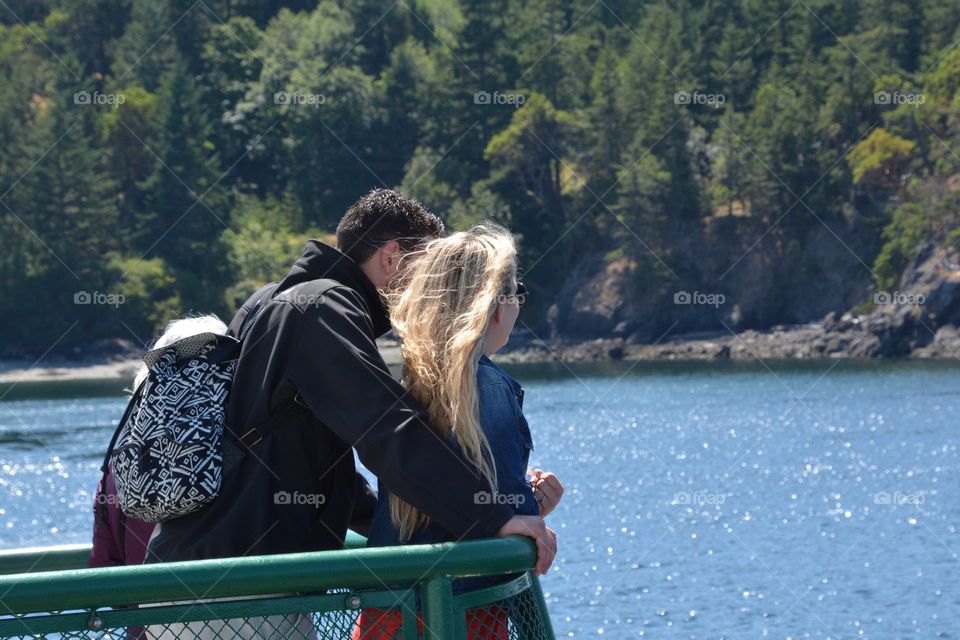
[1,0,958,355]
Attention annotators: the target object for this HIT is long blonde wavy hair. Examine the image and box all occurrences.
[388,223,519,540]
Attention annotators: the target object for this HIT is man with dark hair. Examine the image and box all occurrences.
[335,188,446,264]
[146,189,557,575]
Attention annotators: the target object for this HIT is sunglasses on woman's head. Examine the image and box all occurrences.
[515,281,528,308]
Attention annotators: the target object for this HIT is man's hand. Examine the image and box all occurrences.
[496,515,557,576]
[529,469,564,517]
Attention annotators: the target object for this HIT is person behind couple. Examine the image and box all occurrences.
[90,314,229,574]
[145,189,555,573]
[353,224,563,640]
[91,315,228,640]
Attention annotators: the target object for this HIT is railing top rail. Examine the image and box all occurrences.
[0,544,91,576]
[0,543,90,558]
[0,537,537,614]
[0,533,370,576]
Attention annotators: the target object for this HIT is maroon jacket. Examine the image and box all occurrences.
[89,467,155,568]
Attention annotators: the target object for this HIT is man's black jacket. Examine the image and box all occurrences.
[146,240,513,562]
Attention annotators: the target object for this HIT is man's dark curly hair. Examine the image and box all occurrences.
[335,189,446,264]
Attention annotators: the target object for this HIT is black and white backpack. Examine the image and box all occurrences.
[100,302,303,523]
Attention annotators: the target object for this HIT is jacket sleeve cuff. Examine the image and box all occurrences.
[462,503,515,539]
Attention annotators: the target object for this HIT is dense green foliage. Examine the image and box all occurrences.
[0,0,958,353]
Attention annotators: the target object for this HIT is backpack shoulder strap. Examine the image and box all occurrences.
[236,299,264,341]
[234,280,289,342]
[236,393,309,447]
[230,281,337,448]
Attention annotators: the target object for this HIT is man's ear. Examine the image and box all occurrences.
[380,240,402,277]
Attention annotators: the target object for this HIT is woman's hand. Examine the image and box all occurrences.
[496,515,557,575]
[529,469,564,517]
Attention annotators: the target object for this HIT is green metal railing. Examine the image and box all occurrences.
[0,533,370,577]
[0,536,555,640]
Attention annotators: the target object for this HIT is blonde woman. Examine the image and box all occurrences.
[353,224,563,640]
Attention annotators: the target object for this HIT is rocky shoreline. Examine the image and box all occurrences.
[503,239,960,363]
[2,238,957,382]
[498,314,960,363]
[0,343,406,384]
[3,316,959,385]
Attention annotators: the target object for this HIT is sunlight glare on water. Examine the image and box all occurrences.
[0,362,957,638]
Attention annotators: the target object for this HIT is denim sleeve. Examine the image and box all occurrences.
[477,380,540,516]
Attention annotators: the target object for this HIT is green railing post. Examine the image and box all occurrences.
[529,573,557,640]
[422,576,457,640]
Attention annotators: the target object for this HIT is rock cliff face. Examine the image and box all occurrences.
[547,256,646,341]
[545,214,880,344]
[865,241,960,357]
[811,241,960,358]
[523,238,960,361]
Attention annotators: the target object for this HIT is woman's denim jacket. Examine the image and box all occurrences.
[366,355,538,547]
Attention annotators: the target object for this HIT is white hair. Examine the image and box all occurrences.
[132,315,228,389]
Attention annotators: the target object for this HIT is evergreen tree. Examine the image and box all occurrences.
[3,62,121,350]
[139,57,230,314]
[2,0,959,352]
[58,0,130,77]
[110,0,177,92]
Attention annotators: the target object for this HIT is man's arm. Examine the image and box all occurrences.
[288,287,514,539]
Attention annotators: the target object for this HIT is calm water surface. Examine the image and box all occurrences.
[0,361,957,638]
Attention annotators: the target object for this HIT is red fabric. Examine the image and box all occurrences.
[352,606,507,640]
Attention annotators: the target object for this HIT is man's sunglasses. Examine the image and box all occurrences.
[362,236,429,247]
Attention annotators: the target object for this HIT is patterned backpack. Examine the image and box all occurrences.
[100,302,303,522]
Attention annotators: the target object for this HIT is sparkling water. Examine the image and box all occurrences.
[1,361,957,638]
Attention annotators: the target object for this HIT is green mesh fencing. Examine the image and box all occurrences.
[0,537,555,640]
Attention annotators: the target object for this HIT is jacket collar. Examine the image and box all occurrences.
[277,240,392,337]
[478,354,522,394]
